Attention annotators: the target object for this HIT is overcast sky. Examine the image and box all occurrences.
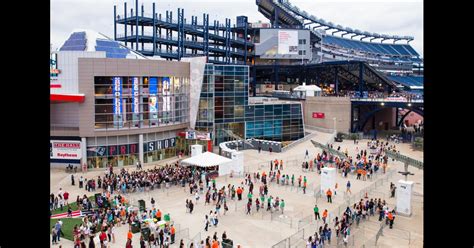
[51,0,423,56]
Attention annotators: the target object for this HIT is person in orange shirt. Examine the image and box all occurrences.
[303,181,307,194]
[326,189,332,203]
[120,208,126,224]
[322,209,328,224]
[211,239,219,248]
[127,228,133,240]
[276,172,280,184]
[309,160,313,171]
[236,187,243,201]
[280,160,283,170]
[156,209,162,221]
[170,225,176,244]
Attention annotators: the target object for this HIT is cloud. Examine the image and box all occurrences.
[51,0,422,56]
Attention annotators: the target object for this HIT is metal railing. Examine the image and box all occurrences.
[281,132,318,153]
[385,150,423,169]
[189,231,201,248]
[310,140,348,159]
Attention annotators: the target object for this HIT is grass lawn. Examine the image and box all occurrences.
[50,218,84,241]
[51,195,96,215]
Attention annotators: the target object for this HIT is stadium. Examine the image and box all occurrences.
[50,0,424,247]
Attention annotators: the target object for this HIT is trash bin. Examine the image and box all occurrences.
[131,221,141,233]
[141,227,150,241]
[138,200,146,212]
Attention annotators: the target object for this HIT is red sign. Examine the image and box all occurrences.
[312,112,325,119]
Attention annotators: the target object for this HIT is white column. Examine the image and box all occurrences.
[139,134,144,164]
[81,137,87,170]
[320,167,336,195]
[396,180,414,216]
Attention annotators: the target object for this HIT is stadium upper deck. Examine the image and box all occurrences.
[112,0,423,92]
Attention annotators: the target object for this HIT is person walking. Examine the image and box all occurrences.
[71,174,75,186]
[346,181,351,194]
[387,211,395,229]
[322,209,328,224]
[280,199,285,214]
[246,200,252,215]
[51,226,58,245]
[204,215,210,232]
[314,205,320,220]
[305,149,309,159]
[326,189,332,203]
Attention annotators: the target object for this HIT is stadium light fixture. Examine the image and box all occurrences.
[408,103,412,107]
[381,102,385,106]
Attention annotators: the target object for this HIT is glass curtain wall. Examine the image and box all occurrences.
[94,76,189,130]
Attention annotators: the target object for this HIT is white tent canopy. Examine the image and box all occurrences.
[181,151,232,168]
[293,84,322,92]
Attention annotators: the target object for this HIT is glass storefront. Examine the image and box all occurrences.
[143,137,178,163]
[87,143,139,168]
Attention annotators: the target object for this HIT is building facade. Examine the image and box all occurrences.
[51,30,305,168]
[196,64,304,145]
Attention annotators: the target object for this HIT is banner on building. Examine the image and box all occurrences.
[149,77,158,119]
[113,77,122,115]
[50,140,82,160]
[87,144,138,157]
[132,77,139,114]
[312,112,325,119]
[186,131,211,140]
[162,77,171,111]
[278,30,298,55]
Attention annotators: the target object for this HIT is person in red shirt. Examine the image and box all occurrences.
[99,230,107,246]
[63,191,69,205]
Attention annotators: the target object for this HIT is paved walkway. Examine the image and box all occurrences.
[50,131,423,247]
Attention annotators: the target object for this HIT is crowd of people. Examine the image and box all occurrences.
[73,162,205,197]
[308,196,396,247]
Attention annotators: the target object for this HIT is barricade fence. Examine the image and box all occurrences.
[189,231,201,248]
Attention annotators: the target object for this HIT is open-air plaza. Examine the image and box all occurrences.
[50,130,423,247]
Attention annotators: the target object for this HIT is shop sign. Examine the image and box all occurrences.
[86,143,138,157]
[50,140,82,160]
[144,137,177,152]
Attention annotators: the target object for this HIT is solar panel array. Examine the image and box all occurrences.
[323,35,419,57]
[95,39,130,58]
[60,32,87,51]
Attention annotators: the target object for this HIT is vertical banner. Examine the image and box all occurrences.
[132,77,139,114]
[149,77,158,122]
[162,77,171,123]
[113,77,123,128]
[132,77,140,127]
[163,77,171,111]
[113,77,122,114]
